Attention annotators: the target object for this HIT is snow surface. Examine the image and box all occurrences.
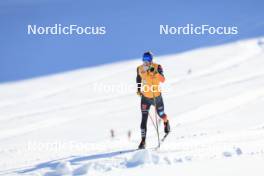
[0,37,264,175]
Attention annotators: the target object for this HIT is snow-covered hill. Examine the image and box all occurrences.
[0,37,264,176]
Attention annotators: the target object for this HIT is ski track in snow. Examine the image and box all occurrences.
[1,38,264,175]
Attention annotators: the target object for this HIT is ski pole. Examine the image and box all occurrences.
[148,112,158,132]
[151,74,160,148]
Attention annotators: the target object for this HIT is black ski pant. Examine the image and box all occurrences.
[140,95,167,139]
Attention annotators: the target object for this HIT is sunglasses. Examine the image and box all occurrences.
[143,55,152,62]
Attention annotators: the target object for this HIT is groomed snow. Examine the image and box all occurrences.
[0,37,264,176]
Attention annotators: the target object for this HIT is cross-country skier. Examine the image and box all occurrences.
[136,51,170,149]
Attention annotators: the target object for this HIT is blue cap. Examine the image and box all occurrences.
[142,51,153,62]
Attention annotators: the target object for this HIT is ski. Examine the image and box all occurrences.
[161,133,169,142]
[118,149,139,154]
[154,133,169,150]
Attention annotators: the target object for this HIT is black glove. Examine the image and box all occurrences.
[149,66,158,74]
[149,66,155,72]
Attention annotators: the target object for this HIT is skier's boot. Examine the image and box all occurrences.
[164,120,170,134]
[138,138,146,149]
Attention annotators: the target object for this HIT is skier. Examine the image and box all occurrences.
[136,51,170,149]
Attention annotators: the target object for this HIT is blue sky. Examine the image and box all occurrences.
[0,0,264,82]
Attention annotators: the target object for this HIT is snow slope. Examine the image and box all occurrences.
[0,37,264,175]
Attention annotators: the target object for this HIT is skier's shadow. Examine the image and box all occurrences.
[70,149,136,164]
[14,149,136,175]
